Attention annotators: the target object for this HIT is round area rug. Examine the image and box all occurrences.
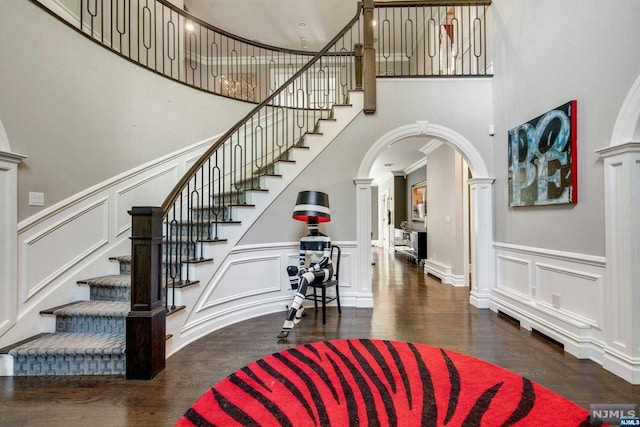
[176,339,603,426]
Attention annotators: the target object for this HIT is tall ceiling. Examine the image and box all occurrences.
[184,0,428,184]
[184,0,360,51]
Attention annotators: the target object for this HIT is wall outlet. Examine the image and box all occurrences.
[29,192,44,207]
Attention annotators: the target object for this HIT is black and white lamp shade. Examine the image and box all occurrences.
[292,191,331,223]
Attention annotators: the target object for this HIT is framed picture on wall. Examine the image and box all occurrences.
[508,100,577,206]
[411,182,427,221]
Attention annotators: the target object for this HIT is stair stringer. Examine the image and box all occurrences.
[165,92,363,356]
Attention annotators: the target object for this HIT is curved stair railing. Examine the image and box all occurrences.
[160,6,363,299]
[32,0,319,102]
[125,5,365,379]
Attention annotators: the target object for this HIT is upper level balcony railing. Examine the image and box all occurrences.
[371,1,492,77]
[34,0,491,107]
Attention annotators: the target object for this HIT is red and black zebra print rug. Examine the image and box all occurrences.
[176,339,603,426]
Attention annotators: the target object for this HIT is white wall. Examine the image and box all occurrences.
[425,144,466,285]
[376,176,393,249]
[490,0,640,382]
[240,78,493,245]
[491,0,640,256]
[0,1,252,221]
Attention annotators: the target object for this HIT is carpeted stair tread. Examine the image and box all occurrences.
[110,255,131,264]
[52,301,129,317]
[78,275,130,288]
[8,332,125,356]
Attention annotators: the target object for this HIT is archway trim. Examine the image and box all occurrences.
[610,74,640,146]
[357,121,490,179]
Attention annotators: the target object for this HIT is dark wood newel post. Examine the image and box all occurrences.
[126,206,166,380]
[355,43,363,91]
[363,0,376,113]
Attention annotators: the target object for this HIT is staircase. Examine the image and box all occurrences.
[0,92,363,376]
[5,260,130,376]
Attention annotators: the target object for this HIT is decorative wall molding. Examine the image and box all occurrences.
[535,262,602,329]
[356,121,494,309]
[491,241,612,377]
[425,259,466,286]
[468,177,495,308]
[0,149,27,338]
[610,74,640,145]
[170,241,359,357]
[493,242,606,267]
[1,133,226,348]
[18,133,223,233]
[496,254,532,300]
[357,122,489,179]
[115,165,180,236]
[596,141,640,384]
[22,197,109,302]
[197,255,283,311]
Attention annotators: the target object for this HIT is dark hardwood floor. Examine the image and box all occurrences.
[1,248,638,426]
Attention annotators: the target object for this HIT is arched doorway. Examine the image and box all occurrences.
[354,122,495,309]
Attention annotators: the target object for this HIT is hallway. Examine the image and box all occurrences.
[1,248,638,426]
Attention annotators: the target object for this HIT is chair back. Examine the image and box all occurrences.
[331,245,341,283]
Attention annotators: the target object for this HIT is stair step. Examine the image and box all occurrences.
[45,301,129,334]
[109,255,131,274]
[78,274,131,301]
[50,301,129,317]
[8,332,125,376]
[198,238,228,244]
[190,203,256,212]
[0,333,51,354]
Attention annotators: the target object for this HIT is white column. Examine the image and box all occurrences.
[0,150,27,337]
[468,177,495,308]
[596,142,640,384]
[354,178,374,308]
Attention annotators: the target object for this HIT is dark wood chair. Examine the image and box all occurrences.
[305,245,341,324]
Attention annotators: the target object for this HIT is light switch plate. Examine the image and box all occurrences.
[29,192,44,207]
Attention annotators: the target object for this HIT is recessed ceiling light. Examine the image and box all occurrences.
[185,22,195,32]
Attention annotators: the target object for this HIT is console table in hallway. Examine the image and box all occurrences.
[394,229,427,265]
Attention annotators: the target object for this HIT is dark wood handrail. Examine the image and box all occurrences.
[161,4,364,211]
[146,0,319,56]
[366,0,491,6]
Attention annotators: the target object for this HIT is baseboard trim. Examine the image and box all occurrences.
[425,259,467,287]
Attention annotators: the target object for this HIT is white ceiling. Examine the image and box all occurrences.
[184,0,360,51]
[183,0,428,184]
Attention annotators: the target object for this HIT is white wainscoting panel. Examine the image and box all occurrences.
[171,241,357,357]
[115,165,179,236]
[198,255,282,310]
[536,263,602,329]
[1,133,224,349]
[23,198,109,302]
[496,254,532,300]
[492,242,606,362]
